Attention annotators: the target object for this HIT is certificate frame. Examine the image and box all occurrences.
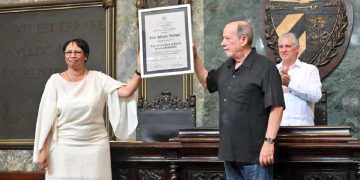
[138,4,194,78]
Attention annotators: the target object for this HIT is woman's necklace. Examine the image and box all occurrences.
[67,70,75,81]
[67,69,87,82]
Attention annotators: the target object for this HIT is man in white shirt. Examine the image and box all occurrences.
[277,32,322,126]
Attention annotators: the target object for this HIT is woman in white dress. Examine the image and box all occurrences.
[33,38,141,179]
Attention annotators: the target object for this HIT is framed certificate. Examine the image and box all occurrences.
[138,4,194,78]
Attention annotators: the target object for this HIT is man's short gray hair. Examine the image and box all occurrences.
[278,32,299,47]
[237,21,254,45]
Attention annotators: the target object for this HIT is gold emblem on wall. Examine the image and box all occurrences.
[260,0,353,79]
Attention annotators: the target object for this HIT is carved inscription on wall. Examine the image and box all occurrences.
[0,6,106,140]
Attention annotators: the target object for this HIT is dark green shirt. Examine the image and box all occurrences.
[207,48,285,163]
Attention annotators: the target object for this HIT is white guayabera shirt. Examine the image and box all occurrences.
[277,59,322,126]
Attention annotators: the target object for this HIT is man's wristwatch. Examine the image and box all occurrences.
[264,137,275,144]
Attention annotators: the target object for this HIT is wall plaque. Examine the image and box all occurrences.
[260,0,353,79]
[0,0,114,144]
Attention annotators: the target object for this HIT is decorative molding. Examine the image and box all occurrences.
[304,172,346,180]
[355,152,360,178]
[190,171,226,180]
[0,0,103,9]
[260,0,353,79]
[309,1,347,66]
[138,169,164,180]
[102,0,115,8]
[169,162,178,180]
[264,0,348,66]
[139,91,195,109]
[263,5,280,63]
[304,174,321,180]
[113,168,129,180]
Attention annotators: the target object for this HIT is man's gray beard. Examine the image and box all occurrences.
[224,51,232,58]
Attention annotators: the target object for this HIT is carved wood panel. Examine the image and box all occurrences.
[260,0,353,79]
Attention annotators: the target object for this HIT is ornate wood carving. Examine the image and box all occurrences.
[304,172,346,180]
[264,1,348,66]
[139,91,195,109]
[263,6,280,63]
[308,1,347,67]
[260,0,353,79]
[4,127,360,179]
[169,162,178,180]
[190,171,226,180]
[138,169,165,179]
[113,168,129,180]
[304,174,321,180]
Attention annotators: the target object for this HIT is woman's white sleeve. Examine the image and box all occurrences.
[33,77,57,163]
[107,88,138,140]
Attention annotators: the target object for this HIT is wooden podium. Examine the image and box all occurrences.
[110,126,360,180]
[1,126,359,179]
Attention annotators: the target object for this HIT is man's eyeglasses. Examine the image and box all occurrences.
[64,50,83,56]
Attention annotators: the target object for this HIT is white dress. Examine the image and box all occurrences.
[33,71,138,180]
